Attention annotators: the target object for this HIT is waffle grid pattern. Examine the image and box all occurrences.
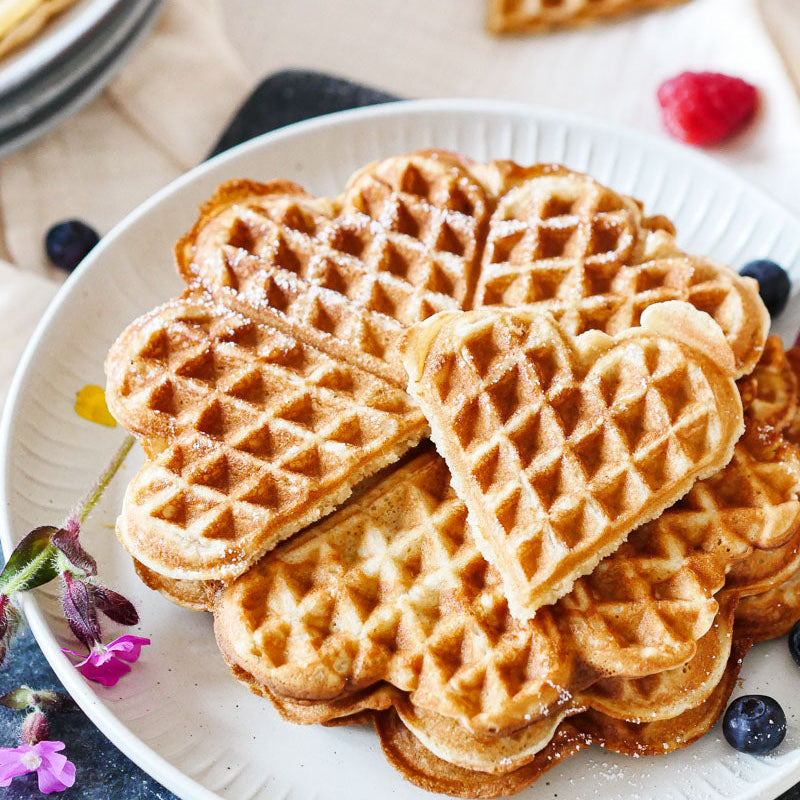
[180,156,766,387]
[474,173,763,376]
[217,452,719,734]
[410,308,741,616]
[216,382,800,735]
[180,155,489,386]
[109,296,426,579]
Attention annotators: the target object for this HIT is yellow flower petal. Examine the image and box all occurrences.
[75,385,116,427]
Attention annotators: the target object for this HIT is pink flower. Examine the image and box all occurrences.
[61,634,150,687]
[0,740,75,793]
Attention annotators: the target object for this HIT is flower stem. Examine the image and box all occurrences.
[75,435,135,525]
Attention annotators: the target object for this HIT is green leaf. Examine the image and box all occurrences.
[0,527,60,595]
[0,686,35,710]
[0,686,74,712]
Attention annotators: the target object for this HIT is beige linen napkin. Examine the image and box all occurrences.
[760,0,800,101]
[0,0,251,410]
[0,0,251,278]
[0,262,57,411]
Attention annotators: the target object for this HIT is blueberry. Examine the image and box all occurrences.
[739,259,791,317]
[722,694,786,754]
[789,619,800,667]
[44,219,100,272]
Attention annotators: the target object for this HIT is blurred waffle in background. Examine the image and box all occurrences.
[487,0,692,34]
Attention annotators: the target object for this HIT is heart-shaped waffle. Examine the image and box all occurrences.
[175,151,490,387]
[401,301,745,617]
[374,636,750,799]
[385,594,736,772]
[105,292,426,580]
[473,162,768,378]
[372,544,800,800]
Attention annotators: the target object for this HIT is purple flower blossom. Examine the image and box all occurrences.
[0,740,75,793]
[50,518,97,576]
[60,572,100,650]
[62,634,150,687]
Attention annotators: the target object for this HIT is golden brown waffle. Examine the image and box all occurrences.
[213,376,800,736]
[736,565,800,641]
[374,550,800,800]
[133,560,214,612]
[401,302,744,617]
[131,320,786,606]
[175,152,490,387]
[106,293,426,580]
[265,609,750,796]
[486,0,692,35]
[474,164,768,378]
[374,638,748,799]
[385,595,737,770]
[177,155,768,383]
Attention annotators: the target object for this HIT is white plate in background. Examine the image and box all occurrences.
[2,100,800,800]
[0,0,162,158]
[0,0,117,92]
[0,0,162,157]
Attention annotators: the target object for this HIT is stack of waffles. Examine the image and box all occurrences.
[104,151,800,797]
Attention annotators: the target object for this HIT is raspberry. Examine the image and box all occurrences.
[656,71,757,146]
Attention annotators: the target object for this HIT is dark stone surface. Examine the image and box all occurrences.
[0,627,175,799]
[208,69,398,158]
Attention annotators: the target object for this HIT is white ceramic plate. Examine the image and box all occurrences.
[3,100,800,800]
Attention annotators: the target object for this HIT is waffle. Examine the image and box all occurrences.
[175,152,490,387]
[375,639,749,799]
[401,301,744,617]
[176,154,768,383]
[213,359,800,737]
[385,597,734,769]
[105,293,426,580]
[738,335,799,431]
[474,163,768,379]
[375,544,800,800]
[486,0,692,34]
[268,559,800,797]
[736,564,800,642]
